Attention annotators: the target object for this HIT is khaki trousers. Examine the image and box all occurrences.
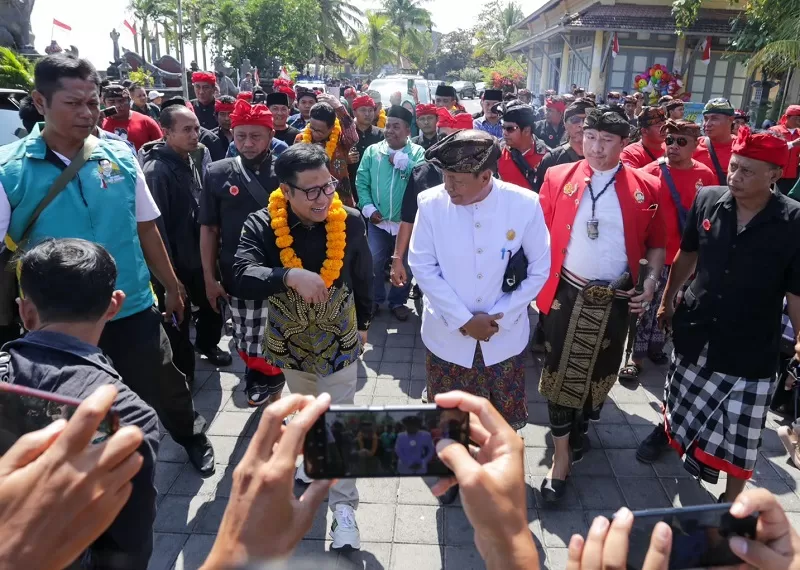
[284,362,359,511]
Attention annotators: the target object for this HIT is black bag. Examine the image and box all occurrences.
[705,137,726,185]
[509,148,538,190]
[230,156,270,207]
[0,138,98,326]
[502,248,528,293]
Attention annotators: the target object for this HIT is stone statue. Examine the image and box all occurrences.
[0,0,36,52]
[239,58,252,81]
[44,40,63,55]
[110,28,120,62]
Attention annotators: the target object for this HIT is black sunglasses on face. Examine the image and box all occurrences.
[665,135,689,147]
[502,125,519,133]
[289,179,339,201]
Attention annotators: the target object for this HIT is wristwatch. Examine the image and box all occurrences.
[646,273,658,284]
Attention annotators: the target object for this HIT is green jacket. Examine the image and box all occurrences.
[789,177,800,201]
[355,139,426,223]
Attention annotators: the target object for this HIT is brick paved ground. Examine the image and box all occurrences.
[148,305,800,570]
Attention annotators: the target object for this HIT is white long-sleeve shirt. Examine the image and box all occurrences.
[409,179,551,368]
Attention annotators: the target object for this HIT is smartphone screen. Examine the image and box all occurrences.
[304,404,469,478]
[624,504,758,570]
[407,79,415,95]
[0,382,120,454]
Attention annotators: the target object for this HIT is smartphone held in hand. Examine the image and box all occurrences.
[0,382,120,454]
[623,503,758,570]
[303,404,470,478]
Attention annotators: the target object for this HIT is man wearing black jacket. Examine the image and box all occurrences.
[141,104,232,378]
[534,97,595,192]
[6,238,159,569]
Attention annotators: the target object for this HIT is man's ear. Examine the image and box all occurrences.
[104,290,126,322]
[17,297,39,331]
[31,90,47,116]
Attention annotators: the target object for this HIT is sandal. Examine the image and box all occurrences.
[618,362,642,381]
[648,351,669,365]
[778,425,800,470]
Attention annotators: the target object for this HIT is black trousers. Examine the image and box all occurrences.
[99,306,206,445]
[159,268,223,380]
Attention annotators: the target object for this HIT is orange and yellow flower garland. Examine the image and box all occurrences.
[301,119,342,160]
[376,109,386,128]
[268,189,347,288]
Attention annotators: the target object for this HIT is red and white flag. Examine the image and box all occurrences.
[279,66,290,81]
[52,19,71,31]
[701,36,711,64]
[124,20,137,36]
[253,67,260,86]
[611,32,619,59]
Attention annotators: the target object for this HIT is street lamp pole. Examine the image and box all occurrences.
[177,0,189,100]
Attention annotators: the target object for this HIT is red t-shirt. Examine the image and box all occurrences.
[498,147,544,190]
[769,125,800,179]
[693,137,733,185]
[642,159,716,263]
[620,142,665,169]
[102,111,163,151]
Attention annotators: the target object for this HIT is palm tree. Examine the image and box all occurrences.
[350,12,397,73]
[317,0,364,54]
[0,48,33,90]
[745,6,800,75]
[378,0,432,69]
[129,0,158,59]
[207,0,249,55]
[474,0,525,61]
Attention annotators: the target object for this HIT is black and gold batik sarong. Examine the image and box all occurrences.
[539,268,631,458]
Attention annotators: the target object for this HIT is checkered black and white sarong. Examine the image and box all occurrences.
[664,344,775,482]
[229,296,268,358]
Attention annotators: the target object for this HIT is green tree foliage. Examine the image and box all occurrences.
[0,48,33,91]
[208,0,250,56]
[458,67,483,83]
[474,0,525,61]
[427,29,476,79]
[318,0,363,54]
[379,0,432,69]
[128,69,154,87]
[350,12,397,73]
[230,0,319,71]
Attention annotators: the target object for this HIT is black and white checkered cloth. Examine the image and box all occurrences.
[664,344,774,479]
[229,296,268,358]
[782,297,795,344]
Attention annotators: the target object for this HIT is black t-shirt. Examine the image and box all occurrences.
[349,125,385,183]
[533,143,583,192]
[674,186,800,377]
[274,126,300,146]
[533,119,565,149]
[401,162,444,223]
[199,156,278,291]
[191,98,218,130]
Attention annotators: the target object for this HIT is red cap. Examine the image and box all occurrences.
[779,105,800,126]
[416,104,437,117]
[344,87,357,98]
[236,91,253,101]
[545,99,566,114]
[191,71,216,85]
[732,126,790,170]
[230,99,274,131]
[215,100,236,113]
[352,95,376,111]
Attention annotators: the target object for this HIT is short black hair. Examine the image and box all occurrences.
[309,102,336,127]
[18,95,44,133]
[160,103,194,130]
[19,238,117,323]
[253,87,266,104]
[129,82,145,93]
[274,144,330,186]
[34,54,100,103]
[160,96,187,112]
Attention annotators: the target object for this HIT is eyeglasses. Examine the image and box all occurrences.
[566,115,584,125]
[665,135,690,147]
[288,179,339,201]
[502,125,519,133]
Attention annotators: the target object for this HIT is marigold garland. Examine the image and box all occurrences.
[376,109,386,128]
[302,119,342,160]
[268,189,347,288]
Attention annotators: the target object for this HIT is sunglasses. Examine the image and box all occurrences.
[665,135,690,147]
[502,125,519,133]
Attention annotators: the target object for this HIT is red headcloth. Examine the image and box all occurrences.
[436,108,473,130]
[344,87,357,98]
[452,113,474,130]
[230,99,274,131]
[416,104,437,117]
[215,99,236,113]
[779,105,800,126]
[236,91,253,101]
[732,126,789,170]
[545,99,566,114]
[191,71,216,85]
[276,86,295,100]
[352,95,376,111]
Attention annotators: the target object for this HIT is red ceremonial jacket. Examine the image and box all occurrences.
[537,160,665,314]
[769,125,800,180]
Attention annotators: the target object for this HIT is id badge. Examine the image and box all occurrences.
[587,219,599,240]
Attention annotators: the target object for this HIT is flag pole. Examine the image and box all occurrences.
[177,0,189,100]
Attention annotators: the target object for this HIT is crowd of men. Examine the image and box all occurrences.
[2,50,800,569]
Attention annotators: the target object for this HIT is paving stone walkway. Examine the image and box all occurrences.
[148,306,800,570]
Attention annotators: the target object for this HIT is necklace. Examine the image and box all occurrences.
[586,164,622,240]
[302,119,342,160]
[376,109,386,128]
[267,189,348,288]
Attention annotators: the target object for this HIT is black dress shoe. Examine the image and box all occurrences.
[185,435,215,475]
[540,476,569,503]
[636,424,671,464]
[199,346,233,367]
[438,484,459,505]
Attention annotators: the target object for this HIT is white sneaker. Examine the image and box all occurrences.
[330,504,361,550]
[295,461,313,485]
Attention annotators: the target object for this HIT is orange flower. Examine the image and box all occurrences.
[301,119,342,160]
[268,189,347,289]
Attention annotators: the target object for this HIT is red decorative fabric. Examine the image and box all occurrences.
[352,95,376,110]
[191,71,216,85]
[215,100,236,113]
[230,99,274,130]
[732,126,790,169]
[415,104,438,117]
